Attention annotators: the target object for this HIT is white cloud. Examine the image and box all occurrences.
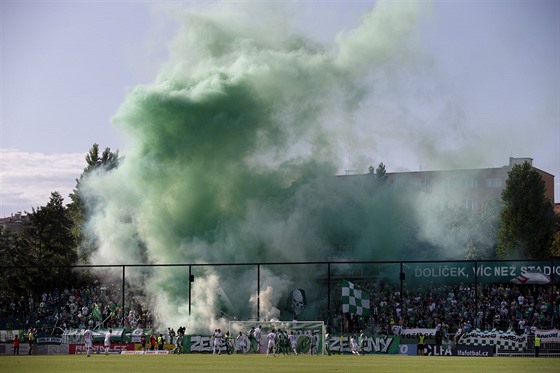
[0,149,84,216]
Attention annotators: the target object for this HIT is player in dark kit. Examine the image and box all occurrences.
[277,329,288,355]
[248,327,258,353]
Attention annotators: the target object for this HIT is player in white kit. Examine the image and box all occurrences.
[266,329,277,357]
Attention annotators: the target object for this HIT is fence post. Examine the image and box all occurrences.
[474,261,478,316]
[257,264,260,321]
[327,262,331,325]
[189,265,192,315]
[122,265,125,326]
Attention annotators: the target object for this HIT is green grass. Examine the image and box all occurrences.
[0,354,558,373]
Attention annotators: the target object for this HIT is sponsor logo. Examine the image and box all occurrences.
[426,344,493,357]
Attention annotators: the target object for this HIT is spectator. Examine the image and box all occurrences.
[158,333,164,350]
[13,335,20,355]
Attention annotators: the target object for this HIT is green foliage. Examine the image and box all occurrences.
[0,144,120,306]
[0,225,29,302]
[68,143,120,261]
[375,162,387,180]
[0,192,78,301]
[464,199,501,260]
[497,162,556,259]
[84,143,120,173]
[551,213,560,258]
[551,232,560,258]
[367,163,387,181]
[432,198,501,260]
[26,192,76,263]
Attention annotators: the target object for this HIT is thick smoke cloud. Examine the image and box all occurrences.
[81,1,452,332]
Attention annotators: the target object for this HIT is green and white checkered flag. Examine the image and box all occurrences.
[342,280,370,316]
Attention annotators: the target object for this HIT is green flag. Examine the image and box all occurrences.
[341,280,370,316]
[92,304,102,321]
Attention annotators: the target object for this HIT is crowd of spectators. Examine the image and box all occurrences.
[1,279,558,339]
[331,281,559,336]
[0,282,154,333]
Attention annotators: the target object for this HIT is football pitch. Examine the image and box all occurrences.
[1,354,558,373]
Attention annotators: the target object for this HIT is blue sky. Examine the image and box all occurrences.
[1,0,559,216]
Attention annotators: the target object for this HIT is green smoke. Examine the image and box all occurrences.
[82,1,429,332]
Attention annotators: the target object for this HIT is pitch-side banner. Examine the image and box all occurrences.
[426,344,494,357]
[535,329,560,343]
[69,343,134,355]
[327,335,400,354]
[400,328,436,344]
[460,330,526,351]
[62,328,126,344]
[0,330,22,343]
[185,334,399,354]
[129,328,153,343]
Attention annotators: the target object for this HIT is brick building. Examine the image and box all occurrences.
[345,157,555,211]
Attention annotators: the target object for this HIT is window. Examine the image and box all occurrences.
[464,200,478,210]
[464,178,478,189]
[416,179,430,191]
[485,178,502,188]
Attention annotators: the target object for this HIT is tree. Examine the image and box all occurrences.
[25,192,76,264]
[464,199,502,260]
[367,162,388,182]
[83,143,119,173]
[496,162,556,259]
[4,192,79,299]
[0,144,120,311]
[0,225,30,305]
[375,162,387,180]
[551,213,560,258]
[68,143,120,261]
